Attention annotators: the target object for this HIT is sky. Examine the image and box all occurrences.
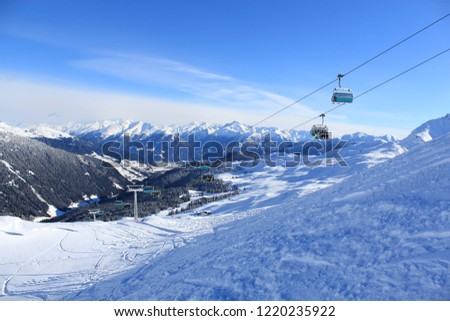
[0,0,449,138]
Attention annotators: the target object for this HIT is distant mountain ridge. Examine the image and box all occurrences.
[1,114,449,221]
[57,119,312,143]
[2,119,400,145]
[401,114,450,148]
[3,115,450,153]
[5,114,450,146]
[0,122,72,139]
[52,120,409,165]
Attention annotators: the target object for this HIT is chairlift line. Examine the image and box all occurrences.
[342,12,450,78]
[251,12,450,127]
[290,48,450,131]
[251,78,336,127]
[351,48,450,101]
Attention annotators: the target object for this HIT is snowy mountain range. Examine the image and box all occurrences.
[6,115,448,149]
[0,122,73,139]
[1,115,449,220]
[0,114,449,300]
[58,119,309,141]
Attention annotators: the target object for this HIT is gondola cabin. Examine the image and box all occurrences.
[143,186,161,198]
[310,113,330,140]
[114,200,124,207]
[143,186,155,193]
[331,88,353,103]
[310,124,330,140]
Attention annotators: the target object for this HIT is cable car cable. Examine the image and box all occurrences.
[289,48,450,130]
[252,12,450,127]
[342,12,450,78]
[350,48,449,101]
[252,78,336,127]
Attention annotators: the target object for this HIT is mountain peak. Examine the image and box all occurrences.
[402,114,450,146]
[222,121,251,133]
[0,122,72,139]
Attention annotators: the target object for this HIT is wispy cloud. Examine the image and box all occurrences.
[72,52,233,83]
[71,52,313,115]
[0,73,410,138]
[0,74,295,128]
[0,51,413,138]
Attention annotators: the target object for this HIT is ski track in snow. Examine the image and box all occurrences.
[67,134,450,301]
[0,187,270,301]
[0,156,327,300]
[1,131,449,300]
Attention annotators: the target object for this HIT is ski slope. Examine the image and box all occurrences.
[0,130,448,300]
[0,212,265,300]
[70,134,450,300]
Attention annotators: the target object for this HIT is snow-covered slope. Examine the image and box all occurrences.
[0,117,447,301]
[0,131,129,219]
[0,204,265,300]
[70,133,450,300]
[0,122,72,139]
[0,122,30,137]
[402,114,450,147]
[0,130,405,300]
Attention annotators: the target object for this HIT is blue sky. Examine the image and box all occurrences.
[0,0,449,137]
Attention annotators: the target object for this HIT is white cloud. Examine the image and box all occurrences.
[0,74,410,138]
[0,74,297,127]
[71,51,313,114]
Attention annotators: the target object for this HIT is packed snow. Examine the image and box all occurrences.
[69,134,450,300]
[402,113,450,146]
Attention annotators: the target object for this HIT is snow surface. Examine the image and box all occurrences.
[0,122,72,139]
[68,134,450,301]
[402,114,450,147]
[0,116,449,301]
[0,210,259,300]
[89,152,146,181]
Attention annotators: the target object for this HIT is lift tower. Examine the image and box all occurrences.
[127,185,144,221]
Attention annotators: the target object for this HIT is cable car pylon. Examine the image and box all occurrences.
[127,185,144,221]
